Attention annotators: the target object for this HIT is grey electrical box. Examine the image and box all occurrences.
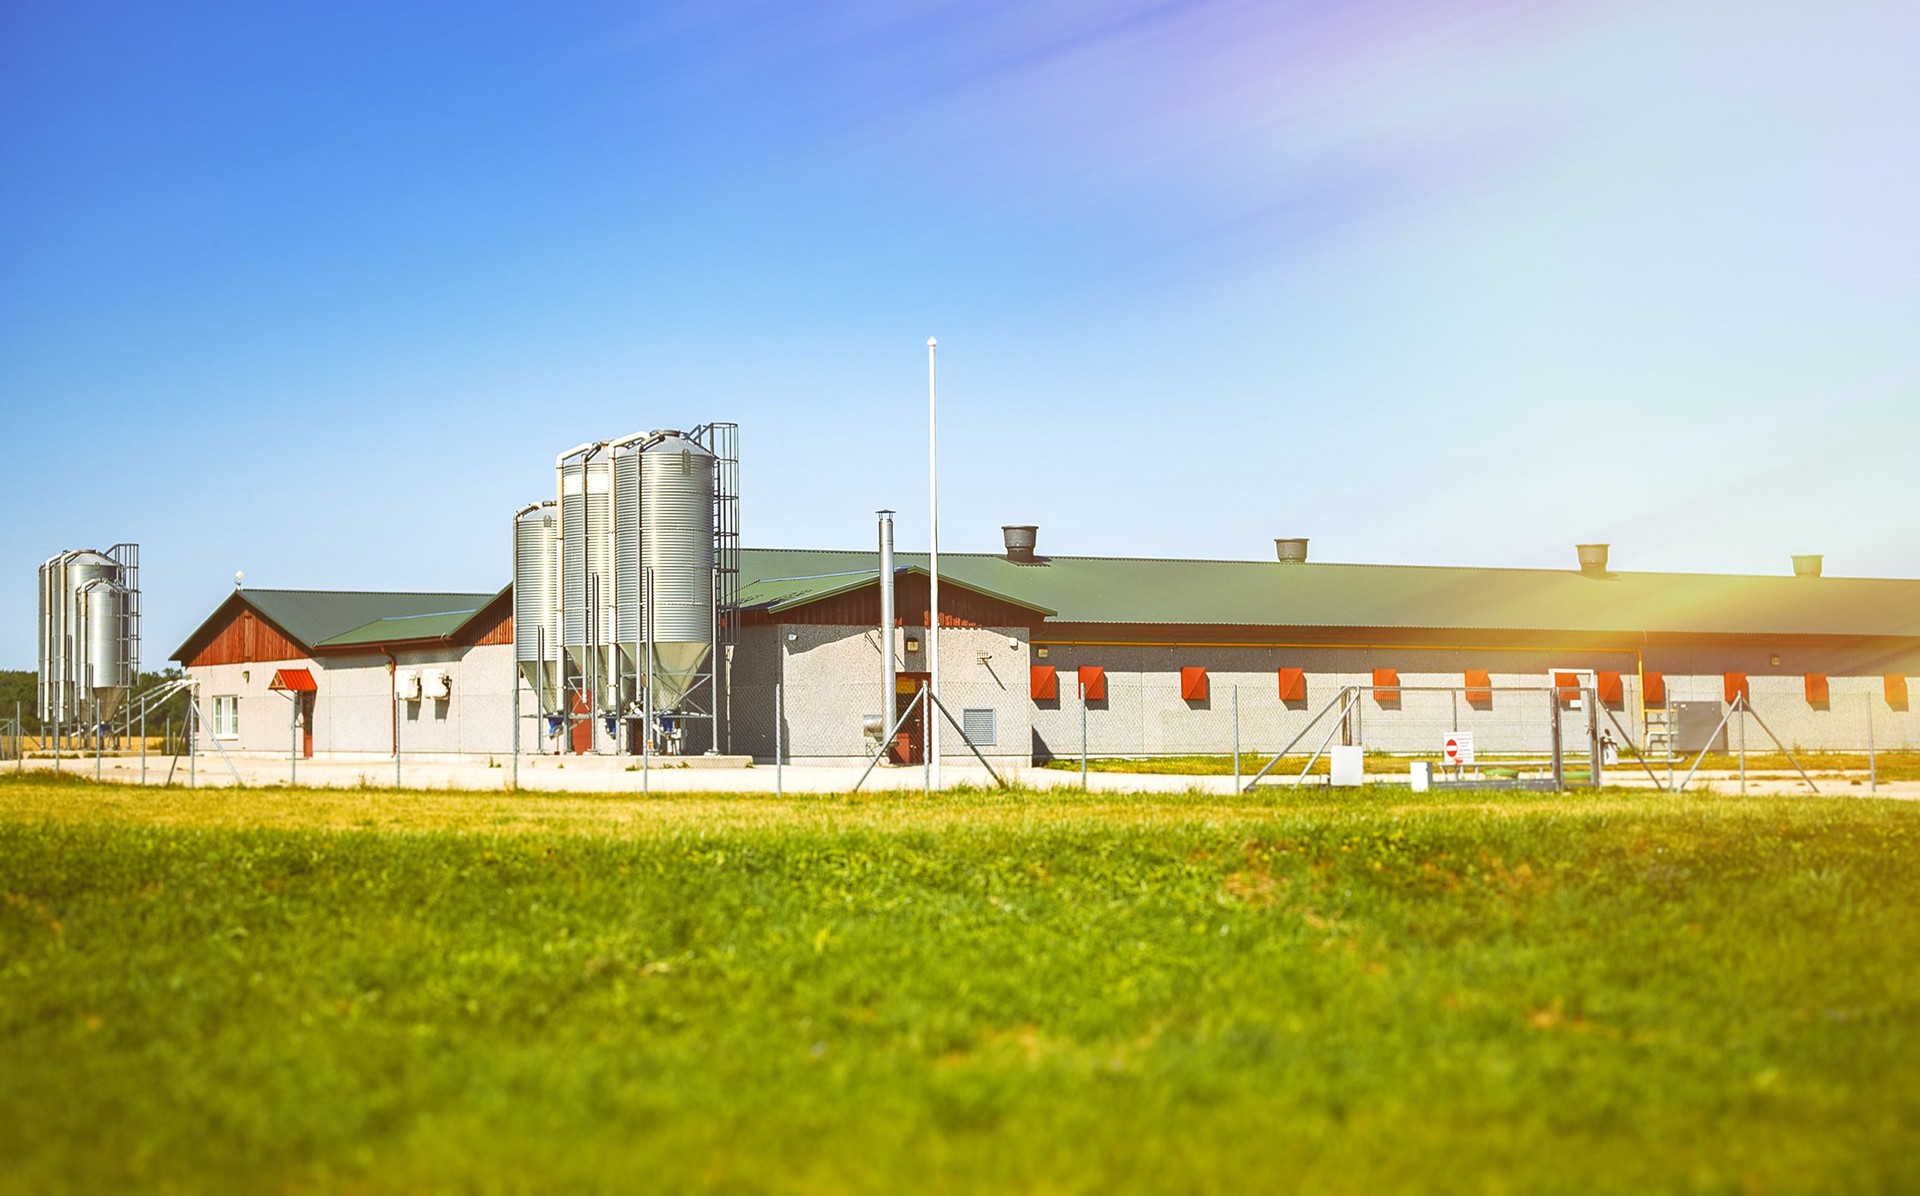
[1672,701,1727,754]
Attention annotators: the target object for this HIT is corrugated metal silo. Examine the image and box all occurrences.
[613,448,643,688]
[512,503,559,710]
[559,458,588,662]
[639,433,715,711]
[37,547,136,723]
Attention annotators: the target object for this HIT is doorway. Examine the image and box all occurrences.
[891,673,930,764]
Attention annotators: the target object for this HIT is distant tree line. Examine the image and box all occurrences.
[0,668,192,733]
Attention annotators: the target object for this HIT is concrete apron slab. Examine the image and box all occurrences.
[11,755,1916,799]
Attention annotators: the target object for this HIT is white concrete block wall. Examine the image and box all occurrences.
[1028,642,1920,759]
[188,659,319,754]
[1028,645,1644,759]
[189,644,517,757]
[730,623,1032,765]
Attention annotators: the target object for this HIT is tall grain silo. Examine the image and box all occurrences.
[557,444,616,715]
[613,444,644,708]
[639,432,716,712]
[511,503,559,712]
[37,544,139,725]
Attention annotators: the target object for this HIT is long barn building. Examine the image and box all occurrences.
[174,534,1920,764]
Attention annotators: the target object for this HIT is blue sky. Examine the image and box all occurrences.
[3,0,1916,670]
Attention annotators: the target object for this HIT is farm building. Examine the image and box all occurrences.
[171,587,514,757]
[173,532,1920,765]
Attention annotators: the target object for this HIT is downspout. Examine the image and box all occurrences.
[381,647,397,756]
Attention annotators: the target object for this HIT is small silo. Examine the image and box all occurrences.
[639,432,716,712]
[512,503,560,711]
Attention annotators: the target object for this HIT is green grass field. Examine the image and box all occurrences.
[1044,749,1920,780]
[3,775,1917,1193]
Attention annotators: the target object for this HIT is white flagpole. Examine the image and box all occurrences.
[927,335,941,790]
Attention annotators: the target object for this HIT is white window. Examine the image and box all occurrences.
[213,694,239,739]
[961,707,997,747]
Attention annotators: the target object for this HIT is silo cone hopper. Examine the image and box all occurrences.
[645,640,713,713]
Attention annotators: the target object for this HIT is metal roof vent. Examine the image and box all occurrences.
[1576,543,1610,575]
[1275,538,1309,564]
[1002,525,1038,563]
[1791,554,1823,578]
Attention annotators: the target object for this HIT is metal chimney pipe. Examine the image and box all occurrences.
[1791,554,1823,578]
[1576,543,1610,575]
[1274,538,1309,564]
[878,510,896,742]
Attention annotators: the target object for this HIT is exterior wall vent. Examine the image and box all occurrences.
[1002,525,1038,563]
[1791,554,1823,578]
[1275,537,1309,564]
[1576,543,1609,574]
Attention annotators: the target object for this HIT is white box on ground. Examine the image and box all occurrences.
[1409,761,1430,792]
[1331,745,1365,787]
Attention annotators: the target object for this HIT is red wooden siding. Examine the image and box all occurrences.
[464,602,513,647]
[185,609,306,667]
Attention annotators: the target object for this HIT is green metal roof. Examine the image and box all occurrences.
[317,607,496,648]
[172,589,501,660]
[738,549,1920,639]
[738,566,1055,617]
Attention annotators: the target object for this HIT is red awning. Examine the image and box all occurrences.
[269,668,317,692]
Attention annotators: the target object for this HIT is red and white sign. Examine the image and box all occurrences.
[1443,731,1475,765]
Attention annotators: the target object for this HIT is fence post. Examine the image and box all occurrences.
[510,666,520,792]
[774,682,783,799]
[1867,692,1876,794]
[140,704,147,786]
[1232,686,1241,795]
[395,700,402,789]
[1550,690,1564,792]
[1079,682,1088,792]
[1738,696,1746,796]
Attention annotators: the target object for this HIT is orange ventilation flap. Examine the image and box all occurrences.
[1889,674,1910,707]
[1277,667,1306,702]
[1644,671,1666,706]
[1372,668,1400,702]
[1463,669,1492,704]
[1597,671,1623,704]
[1554,671,1580,703]
[1724,672,1749,704]
[1180,667,1208,702]
[1805,673,1829,704]
[1077,666,1106,702]
[1030,666,1057,701]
